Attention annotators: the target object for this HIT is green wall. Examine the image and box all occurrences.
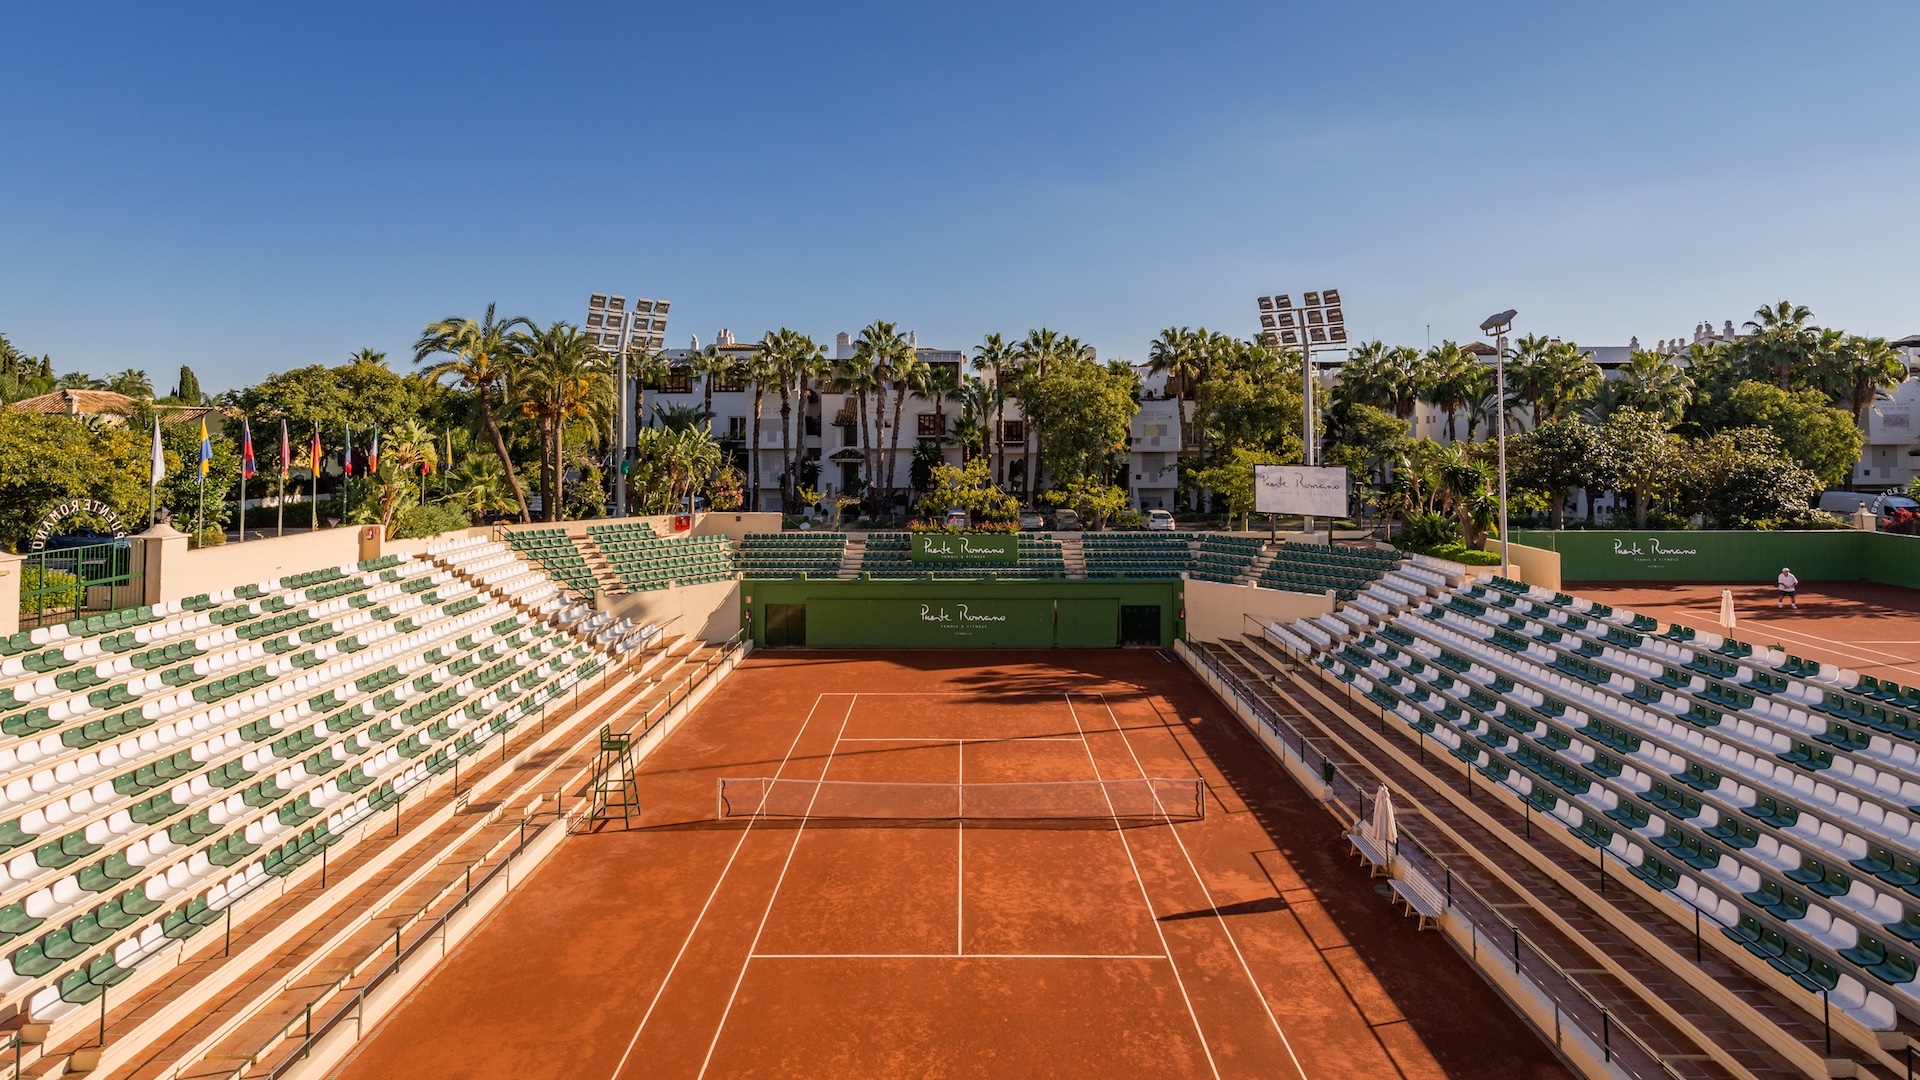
[1513,529,1920,584]
[741,579,1182,648]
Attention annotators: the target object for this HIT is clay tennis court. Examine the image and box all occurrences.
[330,651,1568,1079]
[1575,580,1920,687]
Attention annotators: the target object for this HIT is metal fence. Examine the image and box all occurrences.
[19,541,144,628]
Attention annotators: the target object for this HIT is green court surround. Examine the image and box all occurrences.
[739,578,1182,647]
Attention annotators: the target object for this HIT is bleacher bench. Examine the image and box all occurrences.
[1389,869,1445,930]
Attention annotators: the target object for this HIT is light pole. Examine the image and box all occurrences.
[1257,290,1349,537]
[1480,309,1517,575]
[586,295,669,518]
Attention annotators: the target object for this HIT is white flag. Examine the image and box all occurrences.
[150,418,166,488]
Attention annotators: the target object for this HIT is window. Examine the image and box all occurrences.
[713,372,747,393]
[655,367,692,394]
[727,416,747,439]
[1000,420,1025,444]
[917,412,946,438]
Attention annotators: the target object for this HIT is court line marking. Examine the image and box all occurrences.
[695,694,859,1080]
[836,736,1083,742]
[1091,692,1311,1080]
[608,692,840,1080]
[1660,605,1920,679]
[1064,694,1222,1080]
[957,738,964,956]
[750,952,1170,960]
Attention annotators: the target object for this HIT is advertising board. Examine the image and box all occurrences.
[1253,466,1348,517]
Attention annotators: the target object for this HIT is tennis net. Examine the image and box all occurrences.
[715,776,1206,822]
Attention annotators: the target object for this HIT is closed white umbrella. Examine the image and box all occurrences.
[1371,784,1397,849]
[1719,589,1737,633]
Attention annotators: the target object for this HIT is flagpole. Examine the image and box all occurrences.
[278,418,288,538]
[148,418,159,529]
[310,422,319,533]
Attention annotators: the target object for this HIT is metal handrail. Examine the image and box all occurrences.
[1190,636,1685,1077]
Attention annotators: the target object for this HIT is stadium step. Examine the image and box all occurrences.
[571,535,623,596]
[1237,543,1277,586]
[20,634,725,1079]
[1058,536,1086,580]
[1212,634,1903,1079]
[837,537,864,579]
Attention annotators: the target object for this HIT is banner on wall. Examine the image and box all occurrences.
[911,532,1018,565]
[1253,466,1348,517]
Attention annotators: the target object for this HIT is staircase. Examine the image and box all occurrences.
[1237,542,1278,586]
[1058,535,1086,579]
[575,534,623,595]
[837,535,865,579]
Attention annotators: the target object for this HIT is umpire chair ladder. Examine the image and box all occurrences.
[590,724,641,829]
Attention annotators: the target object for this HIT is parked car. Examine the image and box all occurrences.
[1017,512,1046,531]
[1817,491,1919,520]
[1051,509,1083,531]
[1146,509,1176,532]
[943,506,971,529]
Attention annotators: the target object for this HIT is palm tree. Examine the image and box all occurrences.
[1741,300,1817,390]
[1536,342,1601,424]
[1615,350,1693,425]
[1419,342,1480,441]
[518,323,610,521]
[415,303,535,522]
[741,341,782,512]
[951,379,993,461]
[852,321,912,507]
[1011,327,1086,501]
[972,332,1017,488]
[651,402,710,432]
[107,368,154,399]
[348,348,388,367]
[1147,326,1205,458]
[1821,334,1906,423]
[916,359,962,459]
[883,346,923,503]
[690,346,737,434]
[833,348,879,504]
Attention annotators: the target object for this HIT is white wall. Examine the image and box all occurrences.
[599,577,740,642]
[1182,577,1334,643]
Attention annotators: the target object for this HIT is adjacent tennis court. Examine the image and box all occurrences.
[331,651,1569,1079]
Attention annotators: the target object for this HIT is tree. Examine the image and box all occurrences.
[1535,342,1601,425]
[1323,402,1412,507]
[1198,339,1305,461]
[972,333,1017,488]
[1188,448,1285,531]
[915,456,1021,522]
[1148,326,1207,463]
[742,340,781,514]
[1014,354,1138,488]
[1419,342,1481,441]
[950,379,992,462]
[1010,327,1089,499]
[834,342,880,503]
[1600,408,1681,529]
[1737,300,1817,390]
[1675,428,1823,528]
[174,365,204,404]
[689,345,737,435]
[1820,335,1906,423]
[0,409,153,549]
[107,369,153,399]
[518,323,610,521]
[880,333,922,502]
[1061,478,1132,532]
[414,304,535,522]
[1613,350,1693,425]
[1510,418,1607,529]
[1713,381,1862,486]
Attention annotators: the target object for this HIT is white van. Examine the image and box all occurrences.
[1817,490,1920,519]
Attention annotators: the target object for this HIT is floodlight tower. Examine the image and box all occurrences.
[1480,308,1517,575]
[586,294,670,517]
[1256,290,1348,536]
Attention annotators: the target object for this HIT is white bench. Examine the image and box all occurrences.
[1389,869,1445,930]
[1345,821,1391,876]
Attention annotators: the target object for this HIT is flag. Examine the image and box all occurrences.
[241,418,256,480]
[308,423,322,477]
[279,419,290,480]
[368,426,379,473]
[342,426,353,478]
[197,419,212,479]
[149,419,166,488]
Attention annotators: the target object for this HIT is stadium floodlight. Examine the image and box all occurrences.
[1482,308,1517,575]
[588,293,671,517]
[1256,289,1346,536]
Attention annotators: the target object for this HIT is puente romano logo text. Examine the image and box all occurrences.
[1611,538,1698,557]
[919,603,1009,624]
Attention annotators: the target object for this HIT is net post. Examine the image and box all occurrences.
[715,778,724,822]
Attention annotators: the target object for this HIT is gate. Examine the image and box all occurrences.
[19,541,145,627]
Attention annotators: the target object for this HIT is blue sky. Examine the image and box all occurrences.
[3,2,1917,391]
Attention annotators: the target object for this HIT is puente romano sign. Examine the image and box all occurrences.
[1253,465,1349,518]
[29,499,128,551]
[912,532,1018,565]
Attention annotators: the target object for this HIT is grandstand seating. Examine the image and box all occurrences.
[735,532,847,579]
[1191,535,1262,583]
[0,536,643,1030]
[1273,563,1920,1031]
[587,523,734,591]
[1081,533,1193,579]
[1260,541,1398,600]
[858,533,1066,579]
[504,529,600,596]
